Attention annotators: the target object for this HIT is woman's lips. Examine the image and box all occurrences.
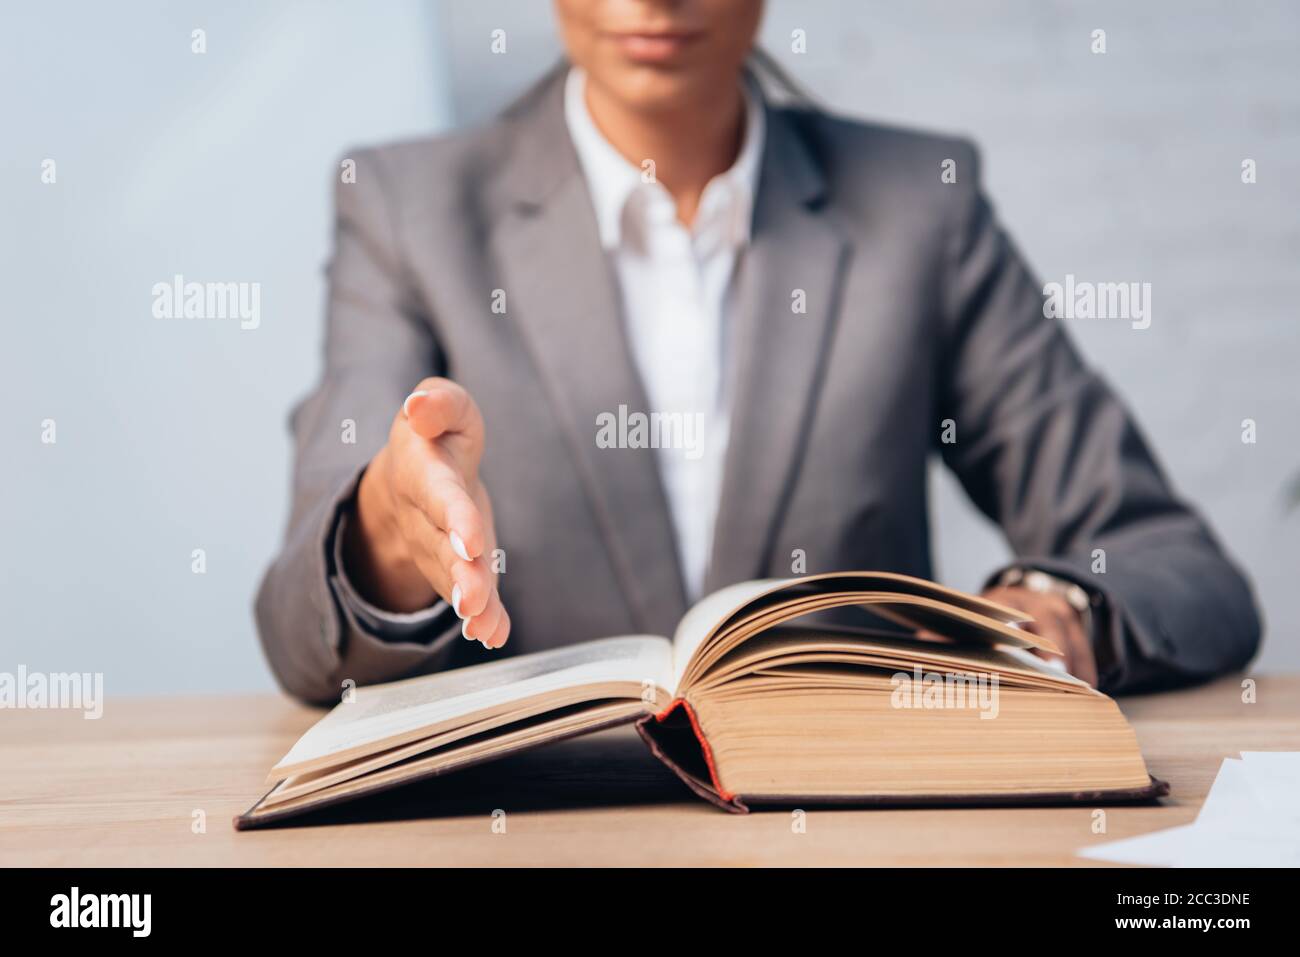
[608,31,702,64]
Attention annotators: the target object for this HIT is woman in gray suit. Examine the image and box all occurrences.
[257,0,1260,705]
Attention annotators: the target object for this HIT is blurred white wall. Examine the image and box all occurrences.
[2,1,1296,694]
[0,1,453,693]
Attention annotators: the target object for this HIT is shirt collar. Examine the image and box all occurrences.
[564,67,766,252]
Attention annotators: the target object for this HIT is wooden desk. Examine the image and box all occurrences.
[2,675,1296,866]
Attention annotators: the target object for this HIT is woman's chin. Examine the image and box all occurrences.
[595,65,718,114]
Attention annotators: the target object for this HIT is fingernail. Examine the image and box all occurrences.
[402,390,429,418]
[461,619,473,641]
[449,530,470,562]
[480,638,491,650]
[451,584,463,617]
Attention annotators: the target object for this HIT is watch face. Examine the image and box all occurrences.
[1064,585,1091,615]
[1017,570,1090,615]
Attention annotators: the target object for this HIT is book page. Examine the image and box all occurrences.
[696,626,1092,695]
[671,573,1048,691]
[275,635,672,772]
[671,579,779,689]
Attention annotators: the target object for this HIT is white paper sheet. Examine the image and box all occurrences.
[1078,752,1300,866]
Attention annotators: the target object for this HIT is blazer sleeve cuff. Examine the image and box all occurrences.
[328,494,457,643]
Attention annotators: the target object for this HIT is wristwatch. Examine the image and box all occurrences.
[995,567,1094,639]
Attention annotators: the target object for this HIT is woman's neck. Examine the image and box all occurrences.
[583,79,746,227]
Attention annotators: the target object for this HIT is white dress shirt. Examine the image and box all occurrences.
[564,68,765,602]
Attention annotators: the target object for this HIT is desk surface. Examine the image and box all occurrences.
[2,675,1296,866]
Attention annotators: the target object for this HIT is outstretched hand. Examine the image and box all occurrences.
[345,377,510,650]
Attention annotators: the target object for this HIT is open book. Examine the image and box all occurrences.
[235,572,1167,827]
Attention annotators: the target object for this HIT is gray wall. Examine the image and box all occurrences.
[2,1,1296,695]
[0,1,452,693]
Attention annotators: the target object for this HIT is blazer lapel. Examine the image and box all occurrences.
[704,107,851,594]
[485,70,690,636]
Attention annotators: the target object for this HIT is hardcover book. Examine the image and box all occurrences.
[236,572,1166,828]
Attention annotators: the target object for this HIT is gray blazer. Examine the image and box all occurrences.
[256,68,1261,705]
